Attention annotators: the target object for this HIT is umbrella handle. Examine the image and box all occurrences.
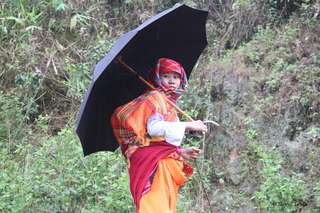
[116,57,195,122]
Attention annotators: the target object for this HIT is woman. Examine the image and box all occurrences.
[111,58,207,212]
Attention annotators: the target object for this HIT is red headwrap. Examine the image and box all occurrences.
[145,58,188,103]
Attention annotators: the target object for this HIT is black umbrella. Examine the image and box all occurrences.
[76,4,208,156]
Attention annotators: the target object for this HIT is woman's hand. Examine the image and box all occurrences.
[185,120,208,133]
[181,147,201,162]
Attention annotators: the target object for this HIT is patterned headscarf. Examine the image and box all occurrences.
[145,58,188,102]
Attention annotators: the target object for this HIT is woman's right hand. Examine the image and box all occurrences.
[185,120,208,133]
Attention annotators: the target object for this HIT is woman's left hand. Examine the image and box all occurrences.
[181,147,201,162]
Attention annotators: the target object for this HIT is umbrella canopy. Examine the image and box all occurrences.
[77,4,208,156]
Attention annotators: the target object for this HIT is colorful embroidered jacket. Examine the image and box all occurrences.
[111,89,178,159]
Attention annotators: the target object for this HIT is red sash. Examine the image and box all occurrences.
[128,141,178,211]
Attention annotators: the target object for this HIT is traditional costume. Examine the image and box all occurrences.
[111,58,194,213]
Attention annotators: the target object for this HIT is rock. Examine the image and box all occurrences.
[227,157,246,185]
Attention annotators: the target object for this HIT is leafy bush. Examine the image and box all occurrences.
[252,146,308,212]
[0,125,134,212]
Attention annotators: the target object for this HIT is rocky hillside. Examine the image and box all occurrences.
[191,14,320,212]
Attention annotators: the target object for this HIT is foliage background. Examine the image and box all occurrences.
[1,0,320,212]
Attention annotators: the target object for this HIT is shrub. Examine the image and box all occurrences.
[252,147,308,212]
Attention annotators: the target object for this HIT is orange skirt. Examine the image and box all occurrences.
[138,157,187,213]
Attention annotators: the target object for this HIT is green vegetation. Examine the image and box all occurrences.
[252,146,308,212]
[1,0,320,212]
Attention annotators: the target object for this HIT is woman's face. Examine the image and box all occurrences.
[160,71,181,90]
